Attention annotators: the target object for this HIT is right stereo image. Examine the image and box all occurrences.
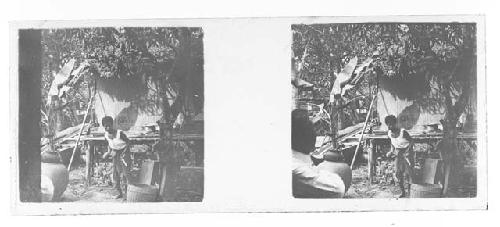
[291,23,477,199]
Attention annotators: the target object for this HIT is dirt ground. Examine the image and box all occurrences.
[345,163,476,199]
[60,162,473,201]
[61,165,125,202]
[60,164,203,202]
[345,164,401,199]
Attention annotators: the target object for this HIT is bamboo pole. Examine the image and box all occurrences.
[67,91,96,171]
[350,95,376,169]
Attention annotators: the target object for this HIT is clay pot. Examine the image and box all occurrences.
[324,151,343,162]
[41,157,69,202]
[41,151,61,164]
[317,161,352,192]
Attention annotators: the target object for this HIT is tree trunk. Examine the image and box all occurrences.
[291,56,301,110]
[297,43,309,79]
[70,103,80,126]
[178,28,195,117]
[440,118,464,196]
[337,99,344,130]
[159,74,172,124]
[19,29,42,202]
[330,99,340,149]
[439,49,474,196]
[440,83,468,196]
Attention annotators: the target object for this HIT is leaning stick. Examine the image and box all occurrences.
[67,92,96,171]
[350,95,376,169]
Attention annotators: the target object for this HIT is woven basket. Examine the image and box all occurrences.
[127,184,159,202]
[410,183,442,198]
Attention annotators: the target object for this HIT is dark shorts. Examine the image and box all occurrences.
[111,147,131,192]
[394,148,414,182]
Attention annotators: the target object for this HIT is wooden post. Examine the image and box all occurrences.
[85,142,95,186]
[368,139,374,184]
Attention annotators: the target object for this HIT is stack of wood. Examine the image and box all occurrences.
[41,123,91,151]
[311,122,365,157]
[41,123,91,167]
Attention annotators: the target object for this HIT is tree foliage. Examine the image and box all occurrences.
[292,23,476,125]
[41,27,204,131]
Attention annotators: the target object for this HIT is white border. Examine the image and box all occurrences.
[10,15,487,215]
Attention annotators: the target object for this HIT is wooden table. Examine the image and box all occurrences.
[64,132,204,185]
[358,131,477,183]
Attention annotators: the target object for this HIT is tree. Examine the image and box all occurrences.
[41,27,204,135]
[292,23,477,194]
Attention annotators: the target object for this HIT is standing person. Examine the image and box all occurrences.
[102,116,132,200]
[385,115,414,198]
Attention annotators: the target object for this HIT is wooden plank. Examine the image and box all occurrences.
[338,122,364,139]
[63,133,204,142]
[364,132,476,140]
[40,123,89,147]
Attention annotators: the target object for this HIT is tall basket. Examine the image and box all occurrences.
[409,183,442,198]
[127,184,159,202]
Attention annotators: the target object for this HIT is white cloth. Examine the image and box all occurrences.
[330,56,358,101]
[292,151,345,198]
[388,128,410,149]
[105,130,127,150]
[47,59,76,104]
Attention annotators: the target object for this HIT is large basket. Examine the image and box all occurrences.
[127,184,159,202]
[410,183,442,198]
